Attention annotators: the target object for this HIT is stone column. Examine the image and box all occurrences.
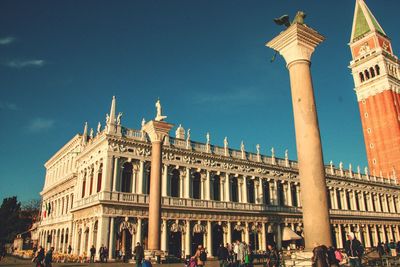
[372,225,379,246]
[365,225,371,248]
[220,176,225,201]
[131,169,137,194]
[207,221,212,256]
[143,120,173,252]
[261,223,267,250]
[368,193,374,211]
[383,195,389,213]
[137,161,145,194]
[161,219,167,252]
[136,218,142,245]
[267,23,332,248]
[224,173,230,202]
[342,190,349,210]
[185,221,191,257]
[244,222,249,244]
[96,217,109,260]
[227,222,232,245]
[112,158,119,191]
[276,224,282,250]
[359,192,366,211]
[205,171,211,200]
[337,225,343,249]
[242,176,248,203]
[255,180,261,204]
[162,165,168,197]
[200,174,205,200]
[108,217,115,259]
[287,182,293,206]
[269,180,277,205]
[296,184,302,207]
[184,168,191,199]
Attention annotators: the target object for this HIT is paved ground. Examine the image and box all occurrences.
[0,256,222,267]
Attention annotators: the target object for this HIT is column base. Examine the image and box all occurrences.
[284,251,314,267]
[144,250,165,263]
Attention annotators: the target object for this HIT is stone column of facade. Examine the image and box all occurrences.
[205,171,211,200]
[267,23,332,248]
[108,217,115,259]
[388,226,394,241]
[269,180,277,205]
[359,192,366,211]
[200,174,205,200]
[142,120,173,252]
[364,225,371,248]
[244,222,249,244]
[238,179,243,203]
[136,218,142,245]
[162,165,168,197]
[96,217,109,260]
[336,225,343,249]
[372,225,379,246]
[276,224,282,250]
[342,190,349,210]
[207,221,212,256]
[224,173,230,202]
[389,196,396,213]
[375,194,382,212]
[137,161,145,194]
[227,222,232,245]
[161,219,167,252]
[296,184,301,207]
[394,226,400,241]
[368,193,374,211]
[220,176,225,201]
[261,223,267,250]
[255,179,261,204]
[242,176,248,203]
[93,165,99,196]
[383,195,389,213]
[184,221,191,257]
[131,168,137,194]
[184,167,191,199]
[112,158,119,192]
[287,182,293,206]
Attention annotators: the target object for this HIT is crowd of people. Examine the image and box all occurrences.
[32,246,54,267]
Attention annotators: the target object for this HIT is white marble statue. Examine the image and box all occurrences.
[285,149,288,160]
[117,112,123,125]
[106,113,110,124]
[271,147,275,158]
[364,166,369,175]
[349,163,352,173]
[155,99,167,121]
[89,128,94,139]
[240,141,245,152]
[141,118,146,127]
[206,132,210,145]
[97,122,101,134]
[224,137,228,148]
[339,162,343,170]
[256,144,260,155]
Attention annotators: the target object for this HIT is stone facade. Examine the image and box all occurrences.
[36,97,400,260]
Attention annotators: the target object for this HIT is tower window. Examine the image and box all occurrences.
[367,128,371,134]
[369,67,375,78]
[375,65,380,75]
[364,112,368,118]
[362,99,366,104]
[369,143,374,149]
[373,159,377,164]
[359,72,365,82]
[364,70,370,80]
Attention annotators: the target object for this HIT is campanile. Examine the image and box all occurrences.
[349,0,400,180]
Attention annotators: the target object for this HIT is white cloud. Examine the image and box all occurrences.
[0,102,18,111]
[28,118,55,133]
[0,36,15,45]
[6,59,46,68]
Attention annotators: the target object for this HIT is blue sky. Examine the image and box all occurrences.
[0,1,399,202]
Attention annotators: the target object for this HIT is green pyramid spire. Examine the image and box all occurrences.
[351,0,386,43]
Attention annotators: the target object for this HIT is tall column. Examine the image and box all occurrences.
[224,173,230,202]
[205,171,211,200]
[112,157,119,191]
[108,217,115,259]
[227,222,232,245]
[185,221,191,257]
[136,218,142,245]
[296,184,301,207]
[287,182,293,206]
[372,225,379,246]
[365,225,371,248]
[220,176,225,201]
[143,119,173,252]
[261,223,267,250]
[276,224,282,250]
[267,22,332,248]
[244,222,249,244]
[184,168,191,199]
[359,192,366,211]
[179,174,184,198]
[255,180,261,204]
[200,175,205,200]
[207,221,212,256]
[131,170,137,194]
[242,176,248,203]
[161,219,167,251]
[383,195,389,213]
[337,225,343,249]
[137,161,145,194]
[96,217,109,260]
[162,165,168,197]
[342,191,349,210]
[269,180,277,205]
[368,193,374,211]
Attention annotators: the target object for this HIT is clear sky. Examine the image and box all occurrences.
[0,1,398,202]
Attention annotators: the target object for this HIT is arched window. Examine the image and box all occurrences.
[359,72,365,82]
[121,162,133,193]
[370,67,375,78]
[375,64,380,75]
[97,164,103,192]
[192,173,201,199]
[231,177,238,202]
[81,173,86,198]
[170,169,180,197]
[89,167,94,195]
[365,70,370,80]
[247,179,255,203]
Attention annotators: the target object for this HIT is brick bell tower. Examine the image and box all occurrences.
[349,0,400,180]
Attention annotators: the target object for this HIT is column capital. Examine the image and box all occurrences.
[142,120,174,143]
[266,23,325,66]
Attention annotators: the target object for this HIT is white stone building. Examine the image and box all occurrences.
[36,96,400,260]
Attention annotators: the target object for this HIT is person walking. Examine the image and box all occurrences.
[44,247,54,267]
[344,232,364,267]
[266,244,279,267]
[311,244,329,267]
[35,246,45,267]
[236,241,246,267]
[133,242,144,267]
[216,243,229,267]
[90,245,96,263]
[192,244,207,267]
[103,246,109,263]
[327,246,340,267]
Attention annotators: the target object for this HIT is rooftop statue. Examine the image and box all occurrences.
[155,99,167,121]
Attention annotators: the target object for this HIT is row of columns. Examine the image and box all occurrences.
[333,224,400,249]
[38,226,72,253]
[328,187,399,213]
[42,193,74,221]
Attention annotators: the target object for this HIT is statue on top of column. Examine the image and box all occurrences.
[89,128,94,139]
[117,112,123,125]
[155,99,167,121]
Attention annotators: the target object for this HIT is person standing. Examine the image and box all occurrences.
[311,244,329,267]
[389,240,397,257]
[344,232,364,267]
[236,241,245,267]
[216,243,229,267]
[192,245,207,267]
[99,244,105,263]
[44,247,54,267]
[103,246,109,263]
[90,245,96,263]
[327,246,340,267]
[266,244,279,267]
[133,242,144,267]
